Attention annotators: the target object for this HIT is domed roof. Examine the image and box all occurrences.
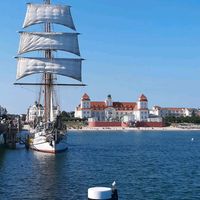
[81,93,90,100]
[138,94,148,102]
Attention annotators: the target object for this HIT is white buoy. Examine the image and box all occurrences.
[88,187,112,200]
[191,138,194,141]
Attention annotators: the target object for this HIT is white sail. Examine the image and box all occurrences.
[16,57,82,81]
[23,4,76,30]
[18,32,80,56]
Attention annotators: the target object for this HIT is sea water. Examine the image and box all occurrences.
[1,130,200,200]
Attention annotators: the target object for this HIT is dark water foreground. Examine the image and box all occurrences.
[1,131,200,200]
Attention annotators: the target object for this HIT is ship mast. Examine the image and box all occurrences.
[44,0,53,123]
[15,0,86,120]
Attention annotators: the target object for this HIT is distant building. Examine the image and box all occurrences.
[26,101,60,123]
[75,93,200,127]
[26,101,44,122]
[150,106,198,118]
[75,93,152,122]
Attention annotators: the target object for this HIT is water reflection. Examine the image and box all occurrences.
[30,151,68,199]
[1,131,200,199]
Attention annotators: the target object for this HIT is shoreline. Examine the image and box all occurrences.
[68,126,200,132]
[22,125,200,132]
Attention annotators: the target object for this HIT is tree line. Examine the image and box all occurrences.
[164,115,200,125]
[60,111,87,122]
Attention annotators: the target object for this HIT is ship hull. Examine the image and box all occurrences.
[30,141,68,153]
[30,132,67,154]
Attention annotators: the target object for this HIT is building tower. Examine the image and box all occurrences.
[136,94,149,121]
[81,93,91,109]
[105,94,113,107]
[137,94,148,109]
[78,93,91,119]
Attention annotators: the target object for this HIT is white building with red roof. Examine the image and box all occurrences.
[150,106,196,117]
[75,93,149,122]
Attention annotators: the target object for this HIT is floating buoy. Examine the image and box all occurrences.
[88,182,118,200]
[88,187,112,199]
[191,138,194,141]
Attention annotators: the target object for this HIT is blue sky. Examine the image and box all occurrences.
[1,0,200,114]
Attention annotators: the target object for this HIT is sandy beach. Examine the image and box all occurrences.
[23,124,200,132]
[68,126,200,132]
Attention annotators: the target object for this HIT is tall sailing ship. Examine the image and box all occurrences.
[15,0,85,153]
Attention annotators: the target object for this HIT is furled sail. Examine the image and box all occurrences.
[18,32,80,56]
[16,57,82,81]
[23,4,76,30]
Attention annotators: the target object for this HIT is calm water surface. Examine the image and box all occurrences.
[1,130,200,200]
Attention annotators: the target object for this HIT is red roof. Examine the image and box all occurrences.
[113,102,136,110]
[90,101,136,110]
[90,102,106,110]
[138,94,148,102]
[76,101,137,111]
[82,93,90,100]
